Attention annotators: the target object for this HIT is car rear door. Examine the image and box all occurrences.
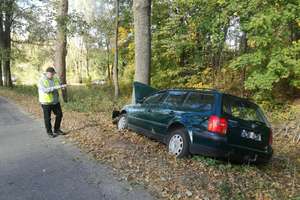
[222,95,271,150]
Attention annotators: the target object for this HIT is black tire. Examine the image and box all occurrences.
[167,128,190,158]
[112,110,120,124]
[117,114,128,131]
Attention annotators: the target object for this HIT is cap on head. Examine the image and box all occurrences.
[46,67,56,74]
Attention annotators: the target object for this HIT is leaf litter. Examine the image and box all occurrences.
[1,90,299,200]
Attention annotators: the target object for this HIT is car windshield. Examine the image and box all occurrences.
[222,95,270,126]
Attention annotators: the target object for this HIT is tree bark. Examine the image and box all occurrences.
[212,24,229,88]
[132,0,151,103]
[240,32,248,97]
[3,28,12,88]
[54,0,68,102]
[105,38,111,83]
[86,47,90,78]
[133,0,151,85]
[0,4,3,86]
[2,0,13,87]
[75,60,82,83]
[113,0,120,99]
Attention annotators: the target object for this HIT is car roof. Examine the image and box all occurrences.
[158,88,218,94]
[157,88,256,104]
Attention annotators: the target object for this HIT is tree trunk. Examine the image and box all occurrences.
[212,24,229,88]
[2,0,13,88]
[75,60,82,83]
[54,0,68,102]
[86,47,90,78]
[105,38,111,83]
[113,0,120,99]
[240,32,248,97]
[3,29,12,87]
[133,0,151,85]
[0,4,3,87]
[132,0,151,103]
[0,59,2,87]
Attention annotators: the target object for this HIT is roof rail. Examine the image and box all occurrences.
[168,87,219,92]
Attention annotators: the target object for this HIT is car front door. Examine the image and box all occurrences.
[129,92,166,133]
[149,91,188,137]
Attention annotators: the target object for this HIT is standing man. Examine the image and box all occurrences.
[38,67,67,138]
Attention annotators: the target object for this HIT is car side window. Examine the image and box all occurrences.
[143,92,166,105]
[163,91,187,107]
[183,92,214,111]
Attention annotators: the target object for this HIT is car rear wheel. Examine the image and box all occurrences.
[168,129,190,158]
[117,114,128,130]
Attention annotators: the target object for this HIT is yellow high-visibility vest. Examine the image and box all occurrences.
[39,77,60,104]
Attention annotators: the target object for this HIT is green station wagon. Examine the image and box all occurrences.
[113,82,273,163]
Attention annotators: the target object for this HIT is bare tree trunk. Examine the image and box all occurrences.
[78,44,84,84]
[0,60,2,87]
[240,32,248,97]
[54,0,68,102]
[105,39,111,83]
[2,0,13,88]
[0,4,3,87]
[3,30,12,88]
[86,47,90,78]
[75,60,82,83]
[212,24,229,88]
[132,0,151,103]
[133,0,151,85]
[113,0,120,99]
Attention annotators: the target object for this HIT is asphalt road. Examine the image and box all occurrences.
[0,96,154,200]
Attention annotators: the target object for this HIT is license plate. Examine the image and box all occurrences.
[241,130,262,141]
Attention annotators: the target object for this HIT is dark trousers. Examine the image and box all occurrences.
[41,103,63,133]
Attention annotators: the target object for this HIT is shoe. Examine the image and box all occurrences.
[54,129,65,135]
[46,130,56,138]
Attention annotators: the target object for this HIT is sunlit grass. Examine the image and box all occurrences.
[0,83,132,114]
[64,84,131,113]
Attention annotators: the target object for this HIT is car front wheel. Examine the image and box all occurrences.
[168,128,190,158]
[117,114,128,130]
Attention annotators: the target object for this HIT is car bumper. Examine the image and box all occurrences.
[189,129,273,163]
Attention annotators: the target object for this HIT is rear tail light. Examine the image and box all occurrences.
[207,115,228,135]
[269,129,273,145]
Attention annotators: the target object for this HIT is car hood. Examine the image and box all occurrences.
[133,81,158,103]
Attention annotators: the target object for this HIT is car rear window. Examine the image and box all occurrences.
[222,95,268,124]
[183,92,214,111]
[163,91,187,107]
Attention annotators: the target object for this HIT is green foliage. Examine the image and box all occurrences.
[236,0,300,97]
[149,0,300,101]
[7,0,300,105]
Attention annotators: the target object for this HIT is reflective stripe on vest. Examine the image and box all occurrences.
[39,78,60,103]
